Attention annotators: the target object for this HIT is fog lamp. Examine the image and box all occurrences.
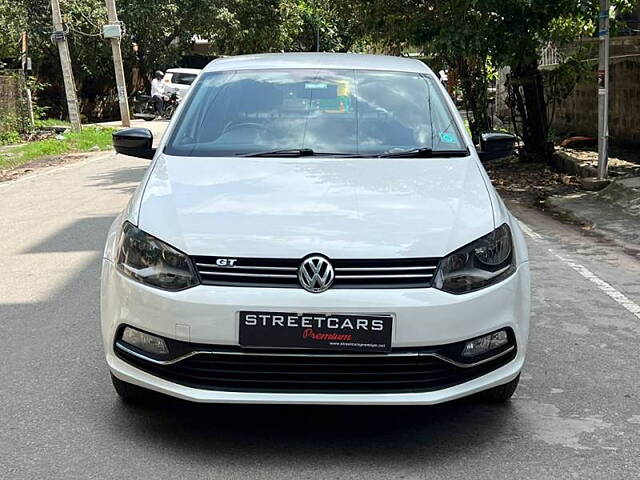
[461,330,509,358]
[121,327,169,355]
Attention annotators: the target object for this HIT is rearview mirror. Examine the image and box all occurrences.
[113,128,156,160]
[478,132,516,161]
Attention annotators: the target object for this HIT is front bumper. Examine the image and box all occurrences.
[101,259,530,404]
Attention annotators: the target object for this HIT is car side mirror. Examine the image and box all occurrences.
[113,128,156,160]
[478,132,516,161]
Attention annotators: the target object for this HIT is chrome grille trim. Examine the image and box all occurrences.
[198,271,298,279]
[338,274,433,279]
[335,266,437,271]
[196,263,297,271]
[192,255,440,289]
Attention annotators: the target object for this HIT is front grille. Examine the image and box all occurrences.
[115,342,516,394]
[192,256,440,289]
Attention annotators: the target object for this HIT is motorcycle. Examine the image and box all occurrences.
[131,91,179,121]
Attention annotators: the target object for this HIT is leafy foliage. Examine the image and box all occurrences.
[1,0,363,119]
[0,0,637,148]
[0,1,26,60]
[350,0,636,158]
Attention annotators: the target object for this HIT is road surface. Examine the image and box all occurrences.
[1,123,639,479]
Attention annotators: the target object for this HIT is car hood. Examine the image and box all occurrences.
[137,154,495,258]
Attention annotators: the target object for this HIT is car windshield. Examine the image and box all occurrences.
[164,69,466,157]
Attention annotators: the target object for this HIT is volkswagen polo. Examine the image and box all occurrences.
[102,53,530,405]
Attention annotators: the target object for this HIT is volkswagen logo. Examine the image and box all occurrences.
[298,255,335,293]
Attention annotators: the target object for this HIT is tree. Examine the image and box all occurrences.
[481,0,579,159]
[280,0,362,52]
[0,0,371,120]
[0,0,295,118]
[486,0,634,159]
[3,0,634,131]
[347,0,495,143]
[190,0,361,54]
[418,1,496,144]
[350,0,635,160]
[0,0,27,62]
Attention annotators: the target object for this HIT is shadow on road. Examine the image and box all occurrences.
[106,395,515,462]
[21,215,116,253]
[87,164,149,195]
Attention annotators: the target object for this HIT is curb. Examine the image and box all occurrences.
[544,194,593,226]
[545,193,640,256]
[551,151,597,178]
[597,176,640,216]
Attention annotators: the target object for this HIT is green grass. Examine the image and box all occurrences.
[33,118,72,128]
[0,127,114,170]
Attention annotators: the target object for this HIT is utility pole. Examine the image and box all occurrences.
[597,0,610,180]
[50,0,82,132]
[104,0,130,127]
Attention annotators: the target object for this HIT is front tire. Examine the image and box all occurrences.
[110,373,150,402]
[475,374,520,403]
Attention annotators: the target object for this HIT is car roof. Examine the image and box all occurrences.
[166,68,202,75]
[203,53,432,75]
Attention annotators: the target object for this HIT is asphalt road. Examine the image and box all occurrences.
[1,124,639,479]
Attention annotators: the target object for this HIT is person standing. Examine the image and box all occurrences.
[151,70,166,116]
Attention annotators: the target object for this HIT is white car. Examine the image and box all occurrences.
[105,53,530,405]
[162,68,201,96]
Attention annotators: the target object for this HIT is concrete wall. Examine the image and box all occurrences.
[550,37,640,145]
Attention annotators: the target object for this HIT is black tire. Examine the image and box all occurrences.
[475,374,520,403]
[143,116,155,121]
[110,373,150,403]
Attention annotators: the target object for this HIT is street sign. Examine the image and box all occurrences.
[103,23,122,39]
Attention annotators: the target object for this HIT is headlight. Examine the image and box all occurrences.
[116,222,198,291]
[434,223,515,294]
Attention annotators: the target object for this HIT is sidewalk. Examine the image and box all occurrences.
[546,176,640,254]
[484,153,640,255]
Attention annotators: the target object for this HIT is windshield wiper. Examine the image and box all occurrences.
[239,147,469,159]
[240,148,364,158]
[378,147,469,158]
[241,148,315,157]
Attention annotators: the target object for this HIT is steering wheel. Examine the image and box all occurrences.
[221,122,267,135]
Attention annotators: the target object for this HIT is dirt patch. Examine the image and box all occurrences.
[484,156,582,208]
[0,152,91,182]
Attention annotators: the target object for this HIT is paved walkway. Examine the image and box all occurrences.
[90,118,168,145]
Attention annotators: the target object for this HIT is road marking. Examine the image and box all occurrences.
[517,218,640,320]
[549,249,640,320]
[518,220,543,240]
